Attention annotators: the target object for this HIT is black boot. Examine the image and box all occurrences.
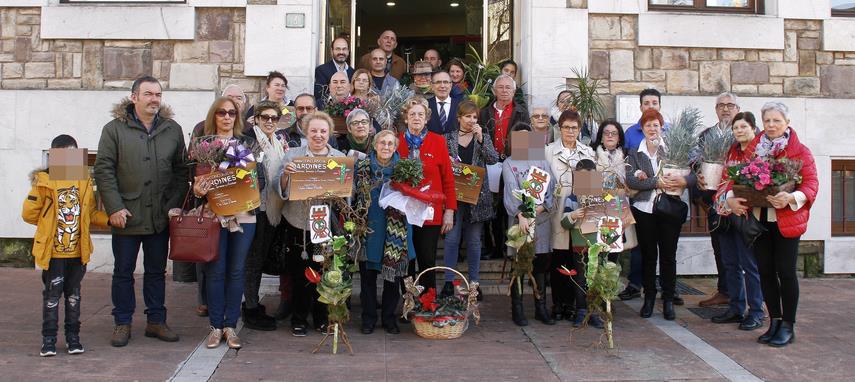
[663,299,675,321]
[533,273,555,325]
[768,321,795,347]
[640,295,656,318]
[243,303,277,331]
[510,283,528,327]
[551,305,565,321]
[758,319,782,344]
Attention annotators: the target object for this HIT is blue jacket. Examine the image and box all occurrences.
[427,96,460,135]
[624,121,671,150]
[314,61,355,110]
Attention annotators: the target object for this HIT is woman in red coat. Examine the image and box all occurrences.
[397,96,458,293]
[726,101,818,348]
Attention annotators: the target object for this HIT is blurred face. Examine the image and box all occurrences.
[642,119,662,142]
[763,110,789,139]
[559,119,580,144]
[432,72,452,99]
[255,108,280,136]
[306,118,330,152]
[423,50,441,69]
[493,77,514,103]
[374,134,397,161]
[458,112,478,131]
[640,95,660,113]
[222,87,245,111]
[266,77,286,103]
[731,119,756,145]
[370,49,386,73]
[214,101,237,136]
[331,38,349,64]
[405,104,427,133]
[449,64,464,83]
[353,73,370,93]
[530,107,550,130]
[131,81,162,117]
[294,96,316,122]
[715,96,739,125]
[347,114,370,140]
[501,63,517,79]
[377,31,397,54]
[601,124,620,150]
[330,72,350,98]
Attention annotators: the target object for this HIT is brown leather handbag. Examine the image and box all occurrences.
[168,191,221,263]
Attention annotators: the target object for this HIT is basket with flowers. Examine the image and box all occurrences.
[324,95,368,134]
[727,156,802,208]
[402,266,480,340]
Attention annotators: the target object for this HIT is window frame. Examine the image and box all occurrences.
[832,6,855,17]
[647,0,764,15]
[831,160,855,236]
[681,202,710,236]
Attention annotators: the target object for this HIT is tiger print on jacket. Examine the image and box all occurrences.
[55,186,81,255]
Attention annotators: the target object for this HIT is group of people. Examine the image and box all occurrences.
[22,28,816,357]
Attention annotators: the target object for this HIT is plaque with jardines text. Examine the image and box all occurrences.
[288,157,355,200]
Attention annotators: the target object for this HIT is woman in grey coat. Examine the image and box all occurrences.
[502,123,555,326]
[442,100,500,300]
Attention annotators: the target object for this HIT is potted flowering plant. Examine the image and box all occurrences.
[462,45,502,109]
[324,95,367,134]
[660,107,701,196]
[402,267,480,340]
[699,126,734,190]
[727,157,802,208]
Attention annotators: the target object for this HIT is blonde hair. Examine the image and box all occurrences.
[300,111,335,136]
[401,95,432,122]
[203,97,244,137]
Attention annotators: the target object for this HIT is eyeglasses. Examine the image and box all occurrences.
[716,103,738,110]
[432,80,452,85]
[531,114,549,120]
[349,120,370,126]
[257,115,280,123]
[602,131,619,137]
[560,125,580,131]
[215,109,237,118]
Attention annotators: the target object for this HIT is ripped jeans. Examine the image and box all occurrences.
[42,258,86,338]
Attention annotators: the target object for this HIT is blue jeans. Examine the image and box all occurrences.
[719,228,764,320]
[443,210,483,282]
[205,224,256,329]
[111,230,170,325]
[627,247,643,289]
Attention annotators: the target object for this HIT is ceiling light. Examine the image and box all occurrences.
[450,2,459,6]
[386,2,395,6]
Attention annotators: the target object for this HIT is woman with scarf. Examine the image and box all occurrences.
[725,102,818,347]
[396,96,457,293]
[336,108,373,158]
[272,111,346,337]
[192,97,258,350]
[240,101,287,331]
[354,130,415,335]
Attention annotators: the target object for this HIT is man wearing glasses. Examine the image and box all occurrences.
[530,106,556,144]
[427,71,460,135]
[314,37,354,108]
[284,94,339,149]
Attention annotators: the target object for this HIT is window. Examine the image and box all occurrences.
[681,203,710,236]
[648,0,764,14]
[832,0,855,17]
[832,160,855,236]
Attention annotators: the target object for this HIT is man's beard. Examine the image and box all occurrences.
[334,55,348,64]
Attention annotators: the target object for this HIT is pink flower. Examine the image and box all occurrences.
[343,109,351,117]
[759,174,771,185]
[754,183,765,191]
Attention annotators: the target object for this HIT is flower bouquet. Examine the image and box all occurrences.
[660,107,701,196]
[727,157,801,208]
[188,136,262,216]
[699,126,734,190]
[311,231,357,354]
[402,266,480,340]
[462,45,502,109]
[324,95,367,135]
[380,159,444,227]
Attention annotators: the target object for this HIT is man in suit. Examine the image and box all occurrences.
[426,71,459,135]
[368,48,400,95]
[314,37,354,109]
[359,30,406,80]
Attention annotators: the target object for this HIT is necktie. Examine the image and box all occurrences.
[438,101,447,128]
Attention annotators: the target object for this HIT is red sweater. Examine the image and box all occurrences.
[398,131,458,225]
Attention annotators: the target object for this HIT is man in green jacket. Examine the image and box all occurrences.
[94,76,189,347]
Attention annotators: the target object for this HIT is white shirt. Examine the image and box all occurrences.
[435,97,451,120]
[334,61,350,73]
[632,140,660,214]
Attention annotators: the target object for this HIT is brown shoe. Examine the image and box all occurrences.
[223,327,242,350]
[205,327,223,349]
[110,324,131,347]
[196,305,209,317]
[699,292,730,307]
[144,323,180,342]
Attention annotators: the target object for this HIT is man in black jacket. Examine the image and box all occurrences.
[314,37,354,109]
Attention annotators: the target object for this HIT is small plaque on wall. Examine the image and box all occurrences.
[286,13,305,28]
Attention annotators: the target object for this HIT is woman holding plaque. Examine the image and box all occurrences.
[396,96,457,294]
[441,100,498,300]
[192,97,258,349]
[336,108,373,158]
[273,111,346,337]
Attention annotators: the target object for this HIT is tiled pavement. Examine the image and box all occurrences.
[1,268,853,381]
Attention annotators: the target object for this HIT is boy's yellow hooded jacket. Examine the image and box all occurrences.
[21,170,109,270]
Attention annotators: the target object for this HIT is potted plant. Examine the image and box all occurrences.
[364,83,414,131]
[699,126,734,191]
[324,95,367,135]
[402,268,480,340]
[561,67,608,145]
[660,107,701,196]
[727,157,802,208]
[462,45,502,109]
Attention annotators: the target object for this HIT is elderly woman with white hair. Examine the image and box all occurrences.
[336,108,373,157]
[725,101,818,348]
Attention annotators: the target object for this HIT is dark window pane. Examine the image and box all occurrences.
[832,171,843,222]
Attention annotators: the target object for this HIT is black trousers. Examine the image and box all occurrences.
[568,250,590,310]
[283,222,327,328]
[487,192,509,258]
[42,258,86,337]
[551,249,574,308]
[244,212,280,309]
[710,220,729,295]
[359,262,401,328]
[411,225,442,292]
[754,221,800,322]
[633,207,681,300]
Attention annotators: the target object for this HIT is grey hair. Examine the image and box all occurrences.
[761,101,789,120]
[221,84,247,102]
[345,108,371,126]
[493,74,517,90]
[715,91,738,105]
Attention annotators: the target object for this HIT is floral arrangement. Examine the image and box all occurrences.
[462,45,503,109]
[411,285,469,328]
[661,107,702,169]
[324,95,367,118]
[391,158,425,187]
[727,156,802,191]
[189,136,261,172]
[365,83,415,131]
[505,184,538,296]
[310,231,357,354]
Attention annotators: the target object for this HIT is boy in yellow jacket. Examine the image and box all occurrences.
[21,135,109,357]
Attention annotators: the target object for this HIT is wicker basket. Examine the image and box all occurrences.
[732,181,795,208]
[407,266,476,340]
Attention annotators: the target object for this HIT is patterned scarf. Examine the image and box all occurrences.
[404,127,428,159]
[596,146,626,189]
[347,133,372,154]
[754,128,790,159]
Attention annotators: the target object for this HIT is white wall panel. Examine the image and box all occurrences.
[638,12,784,50]
[41,6,195,40]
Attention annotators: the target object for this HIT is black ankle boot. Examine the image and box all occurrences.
[758,319,782,344]
[662,299,675,321]
[510,283,528,327]
[768,321,794,347]
[640,295,656,318]
[551,305,564,321]
[243,303,276,331]
[533,273,555,325]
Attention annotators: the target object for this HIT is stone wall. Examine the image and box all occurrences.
[588,15,855,100]
[0,7,267,103]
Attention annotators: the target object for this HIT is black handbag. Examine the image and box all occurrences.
[728,213,767,248]
[653,192,688,224]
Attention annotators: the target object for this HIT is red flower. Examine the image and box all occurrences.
[452,280,461,287]
[305,267,321,284]
[558,266,577,277]
[419,288,439,312]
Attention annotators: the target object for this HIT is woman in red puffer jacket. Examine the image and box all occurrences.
[726,102,818,349]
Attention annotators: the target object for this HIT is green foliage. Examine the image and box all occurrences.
[701,126,735,163]
[563,67,608,130]
[662,107,702,168]
[391,159,424,187]
[462,44,504,106]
